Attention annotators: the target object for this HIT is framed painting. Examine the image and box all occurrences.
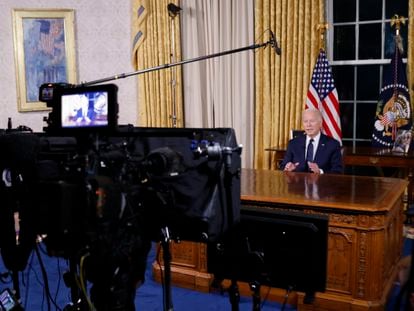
[12,9,77,112]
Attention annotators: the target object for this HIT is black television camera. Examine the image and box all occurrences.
[0,83,242,311]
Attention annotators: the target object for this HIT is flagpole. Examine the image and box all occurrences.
[390,14,406,140]
[391,14,405,38]
[167,3,182,128]
[306,22,343,145]
[316,23,328,51]
[372,14,411,148]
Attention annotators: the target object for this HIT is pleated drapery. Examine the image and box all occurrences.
[131,0,414,169]
[180,0,254,168]
[132,0,184,127]
[254,0,325,169]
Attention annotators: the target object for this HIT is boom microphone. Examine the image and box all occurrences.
[269,30,281,55]
[167,3,182,18]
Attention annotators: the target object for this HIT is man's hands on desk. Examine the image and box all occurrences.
[283,162,299,171]
[283,161,324,174]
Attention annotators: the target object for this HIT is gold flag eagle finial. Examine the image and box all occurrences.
[391,14,405,36]
[391,14,406,54]
[317,23,328,50]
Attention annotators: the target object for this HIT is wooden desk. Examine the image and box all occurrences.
[153,169,407,311]
[266,145,414,203]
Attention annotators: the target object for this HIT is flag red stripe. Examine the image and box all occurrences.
[326,92,342,140]
[323,124,333,137]
[321,93,341,136]
[306,87,320,109]
[305,51,342,144]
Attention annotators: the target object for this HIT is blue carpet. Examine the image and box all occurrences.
[1,240,411,310]
[0,242,295,310]
[136,243,294,311]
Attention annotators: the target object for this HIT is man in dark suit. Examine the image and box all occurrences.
[280,109,343,174]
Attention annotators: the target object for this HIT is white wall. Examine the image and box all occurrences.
[0,0,137,132]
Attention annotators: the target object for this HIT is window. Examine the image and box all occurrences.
[326,0,408,147]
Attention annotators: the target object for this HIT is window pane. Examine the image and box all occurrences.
[384,23,408,58]
[356,65,380,101]
[356,103,377,139]
[360,0,382,21]
[386,0,408,19]
[359,24,382,59]
[339,102,354,139]
[332,66,354,100]
[334,25,355,60]
[333,0,356,22]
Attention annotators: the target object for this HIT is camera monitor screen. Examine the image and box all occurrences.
[54,84,118,133]
[61,91,109,128]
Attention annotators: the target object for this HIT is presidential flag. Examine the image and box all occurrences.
[306,49,342,144]
[372,37,412,148]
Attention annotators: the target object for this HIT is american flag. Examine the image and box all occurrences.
[306,49,342,144]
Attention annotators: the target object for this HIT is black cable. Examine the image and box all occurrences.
[281,286,294,311]
[34,244,51,311]
[53,257,62,308]
[260,285,271,309]
[22,250,35,310]
[36,243,63,306]
[25,253,47,310]
[34,243,63,311]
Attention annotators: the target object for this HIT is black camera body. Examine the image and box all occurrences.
[0,83,241,310]
[35,83,241,246]
[36,126,241,247]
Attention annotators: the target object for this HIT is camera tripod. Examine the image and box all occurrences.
[159,226,174,311]
[226,279,261,311]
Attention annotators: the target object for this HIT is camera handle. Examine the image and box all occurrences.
[160,226,174,311]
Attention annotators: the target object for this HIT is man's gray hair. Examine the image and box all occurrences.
[302,108,322,122]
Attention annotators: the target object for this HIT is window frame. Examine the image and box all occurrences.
[326,0,408,147]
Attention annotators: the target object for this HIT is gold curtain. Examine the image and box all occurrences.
[132,0,183,127]
[254,0,325,169]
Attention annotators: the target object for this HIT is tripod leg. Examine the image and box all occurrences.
[250,281,261,311]
[62,257,88,311]
[11,270,20,300]
[160,227,174,311]
[228,280,240,311]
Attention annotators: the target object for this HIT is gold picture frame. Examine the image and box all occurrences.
[12,9,77,112]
